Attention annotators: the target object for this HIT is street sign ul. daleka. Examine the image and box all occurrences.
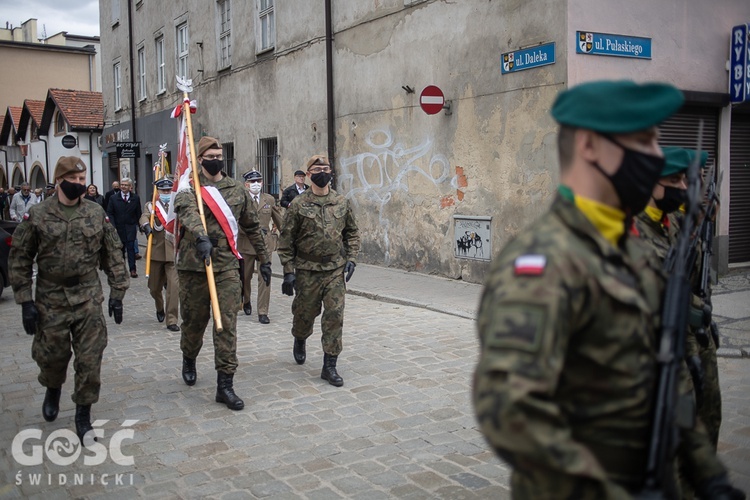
[576,31,652,59]
[502,42,556,74]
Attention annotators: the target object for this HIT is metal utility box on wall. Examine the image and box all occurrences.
[453,215,492,262]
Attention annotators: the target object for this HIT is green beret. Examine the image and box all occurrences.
[661,147,708,177]
[551,80,684,133]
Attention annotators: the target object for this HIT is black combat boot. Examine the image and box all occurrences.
[42,387,61,422]
[182,356,197,386]
[215,372,244,410]
[75,404,96,445]
[321,353,344,387]
[293,338,306,365]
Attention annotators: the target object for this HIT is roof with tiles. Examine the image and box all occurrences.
[0,106,23,144]
[40,88,104,132]
[17,99,46,140]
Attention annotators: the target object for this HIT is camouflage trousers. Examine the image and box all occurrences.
[148,260,179,326]
[698,334,721,449]
[241,253,271,315]
[32,299,108,405]
[178,269,242,374]
[292,268,345,356]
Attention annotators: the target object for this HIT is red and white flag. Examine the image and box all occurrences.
[167,98,197,256]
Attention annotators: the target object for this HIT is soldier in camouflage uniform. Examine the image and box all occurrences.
[140,176,180,331]
[278,155,360,387]
[9,156,129,445]
[473,81,743,499]
[634,147,722,451]
[174,136,271,411]
[237,170,284,324]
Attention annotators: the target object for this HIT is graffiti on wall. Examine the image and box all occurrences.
[453,216,492,261]
[338,128,456,264]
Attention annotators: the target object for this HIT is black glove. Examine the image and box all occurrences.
[141,224,153,237]
[685,355,704,407]
[259,262,272,286]
[696,474,746,500]
[195,235,213,265]
[344,261,356,282]
[710,321,720,348]
[702,302,712,327]
[108,298,123,324]
[21,301,39,336]
[282,273,296,296]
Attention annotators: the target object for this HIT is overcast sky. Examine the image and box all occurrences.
[0,0,100,38]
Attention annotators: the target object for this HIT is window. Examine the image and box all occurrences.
[113,62,122,110]
[176,23,189,81]
[258,0,275,53]
[223,142,235,178]
[138,46,146,100]
[257,137,279,197]
[111,0,120,25]
[218,0,232,68]
[55,112,66,135]
[155,36,165,93]
[31,122,38,140]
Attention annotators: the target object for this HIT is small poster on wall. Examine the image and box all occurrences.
[454,215,492,261]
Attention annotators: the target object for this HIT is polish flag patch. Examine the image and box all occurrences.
[514,254,546,276]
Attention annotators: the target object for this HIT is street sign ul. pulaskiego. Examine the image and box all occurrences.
[576,31,651,59]
[729,24,749,103]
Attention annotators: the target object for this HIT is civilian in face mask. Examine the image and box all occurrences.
[277,155,361,388]
[237,170,284,323]
[139,176,180,332]
[9,182,39,222]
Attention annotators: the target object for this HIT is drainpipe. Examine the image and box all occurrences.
[127,0,138,191]
[89,133,94,182]
[325,0,335,183]
[0,148,7,187]
[38,135,49,180]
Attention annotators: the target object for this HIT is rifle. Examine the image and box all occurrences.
[640,123,704,498]
[695,165,721,348]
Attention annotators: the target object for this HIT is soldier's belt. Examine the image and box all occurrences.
[209,237,229,248]
[38,269,98,287]
[296,250,339,264]
[585,442,646,479]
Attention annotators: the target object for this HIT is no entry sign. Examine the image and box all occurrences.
[420,85,444,115]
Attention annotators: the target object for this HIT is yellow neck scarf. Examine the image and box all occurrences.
[644,205,664,223]
[574,195,626,247]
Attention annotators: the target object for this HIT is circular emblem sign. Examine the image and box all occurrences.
[419,85,445,115]
[61,135,77,149]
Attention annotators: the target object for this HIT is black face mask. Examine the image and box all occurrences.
[202,159,224,176]
[590,135,665,215]
[59,180,87,200]
[310,172,332,188]
[654,185,686,214]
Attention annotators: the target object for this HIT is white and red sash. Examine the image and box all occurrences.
[154,200,175,233]
[200,185,243,260]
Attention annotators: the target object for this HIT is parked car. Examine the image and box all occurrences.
[0,220,19,299]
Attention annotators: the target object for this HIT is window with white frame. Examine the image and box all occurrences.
[176,23,189,81]
[55,112,66,135]
[111,0,120,25]
[155,36,165,93]
[114,62,122,110]
[138,46,146,100]
[218,0,232,68]
[258,0,275,53]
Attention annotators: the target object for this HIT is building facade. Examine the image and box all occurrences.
[98,0,750,280]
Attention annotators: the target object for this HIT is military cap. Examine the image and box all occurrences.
[661,146,708,177]
[53,156,87,180]
[45,183,56,190]
[305,155,330,170]
[551,80,684,133]
[243,170,263,181]
[294,170,306,177]
[196,136,221,157]
[154,176,174,189]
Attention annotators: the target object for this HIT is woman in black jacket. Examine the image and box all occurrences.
[84,184,105,208]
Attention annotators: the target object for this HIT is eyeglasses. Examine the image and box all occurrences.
[203,154,224,161]
[308,166,331,174]
[248,179,262,184]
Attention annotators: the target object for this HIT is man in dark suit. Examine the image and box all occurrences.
[107,178,142,277]
[103,181,120,212]
[279,170,309,208]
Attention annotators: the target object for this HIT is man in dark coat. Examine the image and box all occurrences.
[107,178,142,277]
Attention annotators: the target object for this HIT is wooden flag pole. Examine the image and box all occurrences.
[178,79,223,332]
[144,151,163,278]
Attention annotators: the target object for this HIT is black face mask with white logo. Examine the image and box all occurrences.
[59,180,87,200]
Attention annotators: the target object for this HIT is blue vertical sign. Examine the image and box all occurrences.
[729,24,749,103]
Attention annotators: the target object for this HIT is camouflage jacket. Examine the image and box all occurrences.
[9,197,129,306]
[277,189,360,274]
[473,194,725,498]
[174,172,268,273]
